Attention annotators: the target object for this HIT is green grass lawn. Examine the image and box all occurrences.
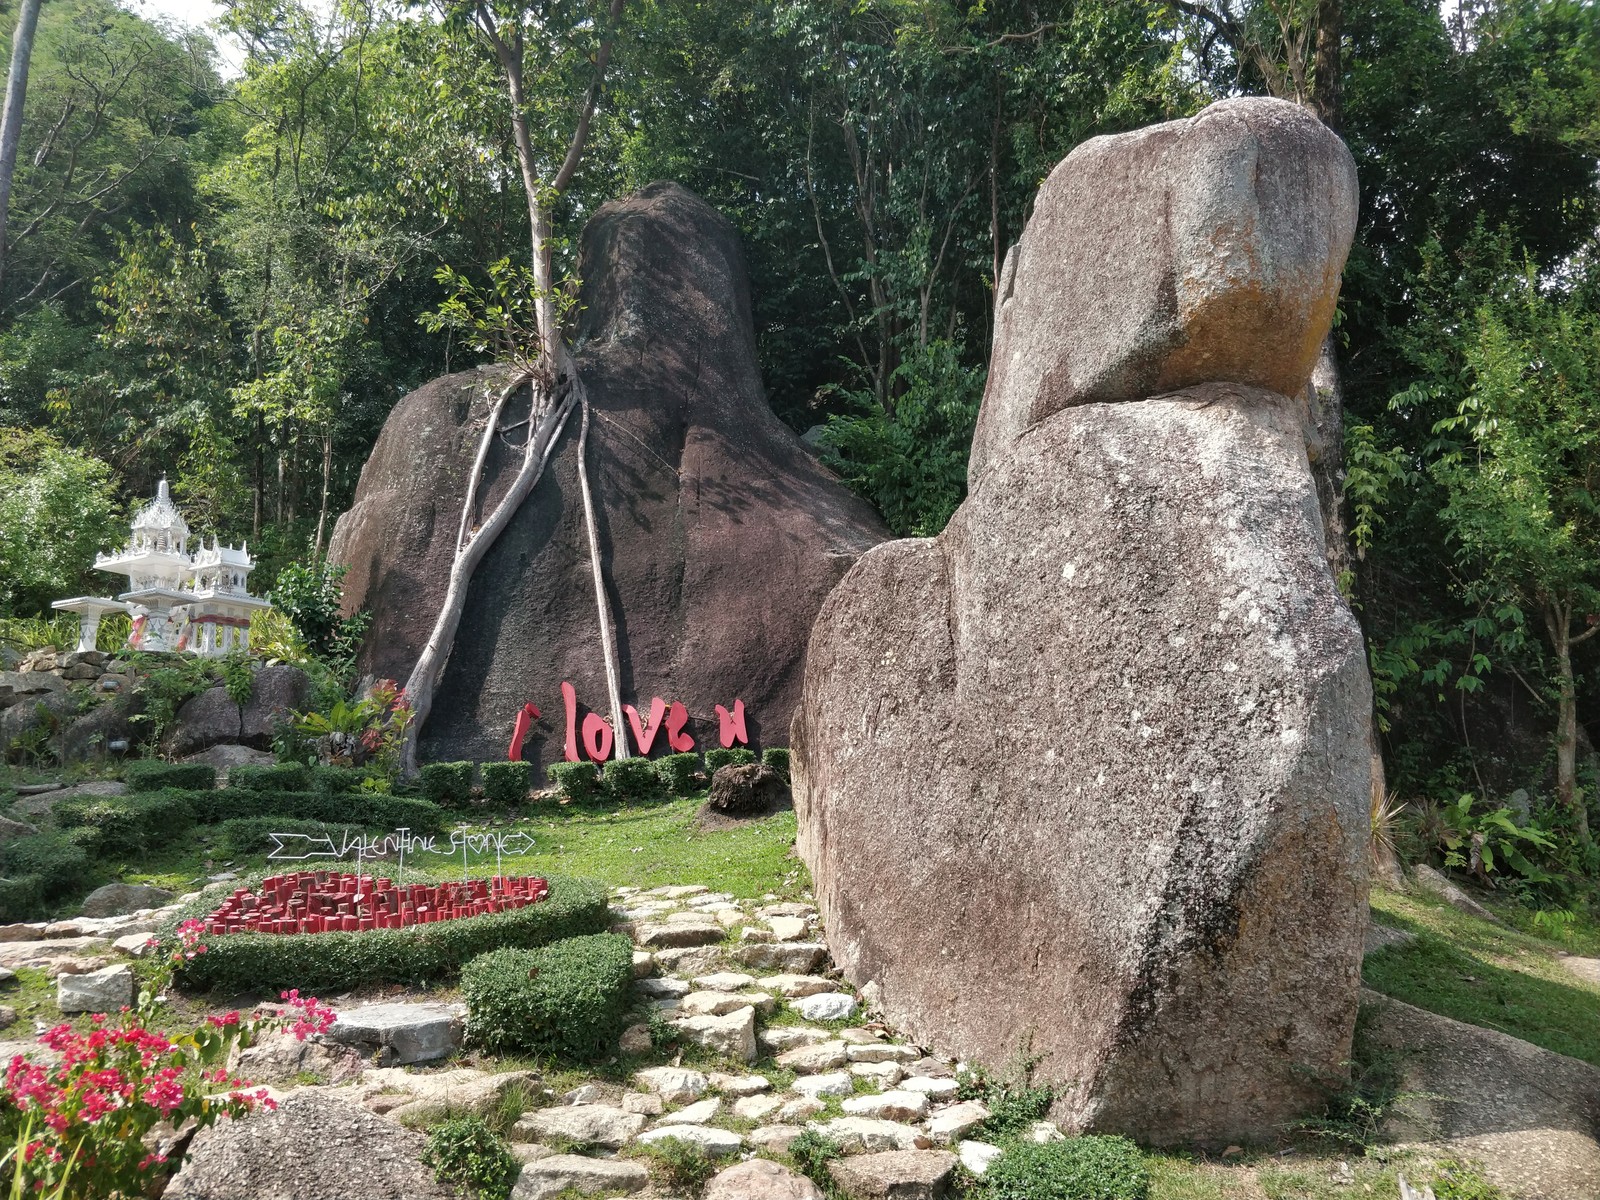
[1363,886,1600,1066]
[406,796,806,898]
[113,794,805,902]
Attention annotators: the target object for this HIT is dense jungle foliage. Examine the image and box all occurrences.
[1,0,1598,902]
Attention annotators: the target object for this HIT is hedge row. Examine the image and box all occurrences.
[56,791,197,856]
[461,933,633,1060]
[122,761,216,792]
[0,832,91,920]
[160,873,609,995]
[182,787,444,831]
[228,764,368,794]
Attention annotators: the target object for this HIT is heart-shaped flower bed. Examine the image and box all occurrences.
[202,872,549,936]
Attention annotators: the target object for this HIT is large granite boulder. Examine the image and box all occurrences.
[792,97,1370,1146]
[330,183,886,769]
[165,664,310,756]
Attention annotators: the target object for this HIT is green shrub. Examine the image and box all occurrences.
[704,748,756,774]
[761,747,791,780]
[0,832,89,916]
[420,761,475,806]
[461,933,633,1060]
[0,876,42,920]
[185,787,444,831]
[547,761,600,801]
[422,1116,519,1200]
[56,791,196,856]
[310,765,368,794]
[631,1136,717,1196]
[214,816,360,859]
[788,1129,844,1188]
[979,1137,1149,1200]
[227,763,312,792]
[162,874,608,994]
[481,761,533,806]
[603,757,659,802]
[122,760,215,792]
[653,752,701,795]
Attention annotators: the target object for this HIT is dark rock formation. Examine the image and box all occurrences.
[792,98,1371,1145]
[707,763,788,816]
[329,183,886,770]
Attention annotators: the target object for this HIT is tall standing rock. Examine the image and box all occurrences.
[793,98,1370,1145]
[329,183,886,769]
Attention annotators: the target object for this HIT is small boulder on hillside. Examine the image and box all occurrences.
[707,763,788,816]
[80,883,173,918]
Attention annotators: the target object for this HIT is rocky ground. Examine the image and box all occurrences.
[0,881,1596,1200]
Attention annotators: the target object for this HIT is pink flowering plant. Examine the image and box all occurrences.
[0,919,336,1198]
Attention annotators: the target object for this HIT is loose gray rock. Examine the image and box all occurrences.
[793,103,1369,1147]
[80,882,174,919]
[163,1090,453,1200]
[57,964,133,1013]
[796,992,857,1022]
[807,1117,920,1154]
[671,1006,757,1063]
[828,1150,959,1200]
[705,1159,823,1200]
[634,1066,708,1104]
[323,1002,462,1066]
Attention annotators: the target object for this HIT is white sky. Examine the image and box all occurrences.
[119,0,245,73]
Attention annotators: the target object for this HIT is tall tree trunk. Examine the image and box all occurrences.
[1547,603,1592,846]
[576,392,630,758]
[0,0,43,292]
[313,426,333,557]
[1312,0,1343,131]
[400,374,577,775]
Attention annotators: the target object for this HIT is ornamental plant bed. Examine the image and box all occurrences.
[158,872,608,995]
[202,871,550,935]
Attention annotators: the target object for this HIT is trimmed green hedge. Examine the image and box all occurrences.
[603,757,658,802]
[546,761,599,801]
[481,762,533,806]
[161,873,609,994]
[652,753,701,795]
[228,763,312,791]
[0,833,91,919]
[761,747,790,780]
[183,788,445,831]
[420,761,475,806]
[214,817,364,859]
[122,761,216,792]
[461,933,633,1060]
[56,791,196,855]
[704,748,756,774]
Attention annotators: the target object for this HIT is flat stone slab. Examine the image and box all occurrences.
[829,1150,959,1200]
[706,1159,823,1200]
[514,1104,644,1149]
[512,1154,649,1200]
[636,1124,743,1156]
[808,1117,921,1154]
[637,920,725,948]
[324,1002,463,1066]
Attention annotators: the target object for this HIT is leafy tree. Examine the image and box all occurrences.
[0,427,121,616]
[1424,268,1600,843]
